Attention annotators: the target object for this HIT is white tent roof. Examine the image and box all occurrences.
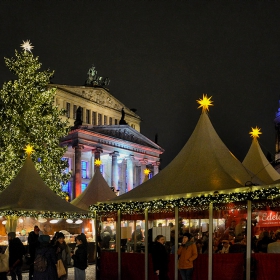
[71,168,116,210]
[110,111,263,202]
[242,138,280,184]
[0,156,87,214]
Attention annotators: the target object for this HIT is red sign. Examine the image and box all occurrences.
[256,211,280,227]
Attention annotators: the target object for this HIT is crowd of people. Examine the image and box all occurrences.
[0,226,88,280]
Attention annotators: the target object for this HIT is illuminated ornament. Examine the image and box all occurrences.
[249,126,262,138]
[197,94,213,112]
[94,159,102,166]
[65,195,69,202]
[20,40,34,52]
[144,168,150,176]
[24,144,35,156]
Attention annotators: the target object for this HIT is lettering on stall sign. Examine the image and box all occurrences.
[262,212,280,221]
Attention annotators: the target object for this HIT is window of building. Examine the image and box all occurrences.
[148,173,153,179]
[115,119,118,125]
[81,183,87,192]
[66,102,70,118]
[98,113,102,125]
[81,161,87,178]
[86,109,90,124]
[61,182,70,193]
[92,111,97,125]
[109,117,112,125]
[104,115,107,125]
[73,105,77,119]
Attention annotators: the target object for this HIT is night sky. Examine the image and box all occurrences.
[1,1,280,169]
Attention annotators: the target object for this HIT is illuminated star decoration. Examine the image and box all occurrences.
[197,94,213,112]
[144,168,150,176]
[94,159,102,166]
[20,40,34,52]
[24,144,35,156]
[250,126,262,138]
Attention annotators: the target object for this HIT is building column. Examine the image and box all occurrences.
[127,155,134,191]
[153,161,160,176]
[92,147,103,173]
[140,159,148,184]
[110,151,119,191]
[73,144,84,199]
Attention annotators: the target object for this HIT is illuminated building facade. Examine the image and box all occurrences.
[52,84,164,200]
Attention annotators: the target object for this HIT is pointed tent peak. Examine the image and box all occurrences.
[249,126,262,139]
[197,94,213,112]
[24,144,35,156]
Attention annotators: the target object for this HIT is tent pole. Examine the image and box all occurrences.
[208,203,213,280]
[175,206,179,280]
[145,209,148,280]
[117,210,121,280]
[246,200,252,280]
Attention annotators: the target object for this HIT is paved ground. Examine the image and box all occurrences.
[19,265,96,280]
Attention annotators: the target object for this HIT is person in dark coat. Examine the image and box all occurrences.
[27,226,40,280]
[8,232,25,280]
[33,235,58,280]
[54,232,71,280]
[151,235,170,280]
[71,234,88,280]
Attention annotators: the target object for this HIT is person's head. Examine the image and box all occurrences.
[183,232,192,243]
[76,234,84,245]
[222,240,230,247]
[155,235,165,244]
[34,225,40,235]
[56,232,65,244]
[8,232,16,241]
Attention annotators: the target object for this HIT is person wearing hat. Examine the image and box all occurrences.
[8,232,25,280]
[33,235,57,280]
[177,233,198,280]
[28,226,40,280]
[219,239,230,254]
[54,232,71,280]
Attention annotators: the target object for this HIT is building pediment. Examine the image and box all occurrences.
[51,84,140,120]
[85,125,163,151]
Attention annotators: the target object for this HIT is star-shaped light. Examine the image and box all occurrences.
[144,168,150,176]
[20,40,34,52]
[250,126,262,138]
[24,144,35,156]
[197,94,213,112]
[94,159,102,166]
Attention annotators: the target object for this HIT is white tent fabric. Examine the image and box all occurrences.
[0,156,87,214]
[71,168,116,210]
[110,111,263,202]
[242,138,280,184]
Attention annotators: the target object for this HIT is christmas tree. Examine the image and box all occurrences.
[0,40,70,197]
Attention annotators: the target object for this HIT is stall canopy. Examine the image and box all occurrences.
[109,110,263,202]
[0,156,88,215]
[242,132,280,184]
[71,168,116,210]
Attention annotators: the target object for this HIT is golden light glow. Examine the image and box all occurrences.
[249,126,262,138]
[24,144,34,155]
[197,94,213,112]
[144,168,150,176]
[94,159,102,166]
[65,195,69,202]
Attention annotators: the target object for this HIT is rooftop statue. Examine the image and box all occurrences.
[119,108,128,125]
[86,64,110,87]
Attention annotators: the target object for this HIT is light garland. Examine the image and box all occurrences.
[89,186,280,214]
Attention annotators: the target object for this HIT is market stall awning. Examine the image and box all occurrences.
[243,135,280,184]
[108,109,263,202]
[71,168,116,210]
[0,156,88,216]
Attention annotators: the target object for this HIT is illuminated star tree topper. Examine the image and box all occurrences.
[197,94,213,112]
[94,159,102,166]
[24,144,35,156]
[20,40,34,52]
[250,126,262,138]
